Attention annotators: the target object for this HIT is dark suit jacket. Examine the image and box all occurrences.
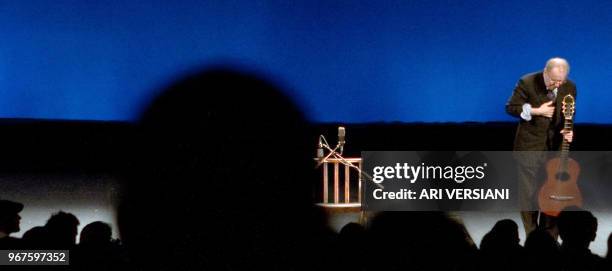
[506,72,577,151]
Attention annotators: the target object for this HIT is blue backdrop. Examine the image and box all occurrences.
[1,0,611,123]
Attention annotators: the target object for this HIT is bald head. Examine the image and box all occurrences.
[544,57,570,89]
[545,57,570,74]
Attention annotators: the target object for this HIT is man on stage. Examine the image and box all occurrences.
[505,57,576,237]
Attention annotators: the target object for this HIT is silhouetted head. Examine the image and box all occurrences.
[119,68,322,269]
[22,226,48,247]
[338,222,365,244]
[479,219,521,256]
[491,219,520,244]
[607,232,612,259]
[525,228,558,255]
[80,221,112,245]
[45,211,80,247]
[368,212,476,270]
[557,207,597,248]
[0,199,23,235]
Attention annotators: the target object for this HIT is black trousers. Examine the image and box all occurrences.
[515,151,558,238]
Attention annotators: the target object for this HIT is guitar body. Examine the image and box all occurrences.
[537,94,580,217]
[538,156,582,217]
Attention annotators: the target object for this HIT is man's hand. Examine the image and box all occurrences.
[561,130,573,143]
[532,101,555,118]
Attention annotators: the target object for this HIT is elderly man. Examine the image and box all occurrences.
[506,57,576,236]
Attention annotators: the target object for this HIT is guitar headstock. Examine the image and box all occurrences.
[562,94,575,120]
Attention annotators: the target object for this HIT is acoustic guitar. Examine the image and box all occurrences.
[538,94,582,217]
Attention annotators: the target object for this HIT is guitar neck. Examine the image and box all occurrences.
[560,119,573,159]
[559,94,575,165]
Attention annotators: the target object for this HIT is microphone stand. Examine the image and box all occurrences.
[316,135,383,189]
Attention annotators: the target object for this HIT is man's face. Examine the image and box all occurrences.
[545,67,567,90]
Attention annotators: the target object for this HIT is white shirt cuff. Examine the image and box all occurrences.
[520,103,532,121]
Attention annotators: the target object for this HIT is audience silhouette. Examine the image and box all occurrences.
[22,226,47,248]
[44,211,80,250]
[336,222,367,271]
[4,196,612,271]
[0,199,24,249]
[366,211,477,271]
[478,219,525,271]
[557,207,605,271]
[524,228,561,270]
[72,221,128,269]
[607,232,612,268]
[117,68,333,270]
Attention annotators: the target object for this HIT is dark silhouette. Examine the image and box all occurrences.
[44,211,80,249]
[557,207,604,271]
[480,219,521,251]
[336,222,367,271]
[608,232,612,259]
[118,68,332,270]
[79,221,112,245]
[72,221,128,269]
[366,211,477,271]
[524,228,561,270]
[22,226,48,249]
[607,233,612,269]
[478,219,525,271]
[338,222,365,244]
[0,199,24,249]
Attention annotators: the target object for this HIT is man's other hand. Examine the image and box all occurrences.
[561,130,573,143]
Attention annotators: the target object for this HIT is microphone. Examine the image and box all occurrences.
[317,137,324,160]
[338,126,346,154]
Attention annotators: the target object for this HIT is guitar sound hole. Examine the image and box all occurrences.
[555,171,570,181]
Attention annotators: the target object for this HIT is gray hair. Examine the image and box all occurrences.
[545,57,570,74]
